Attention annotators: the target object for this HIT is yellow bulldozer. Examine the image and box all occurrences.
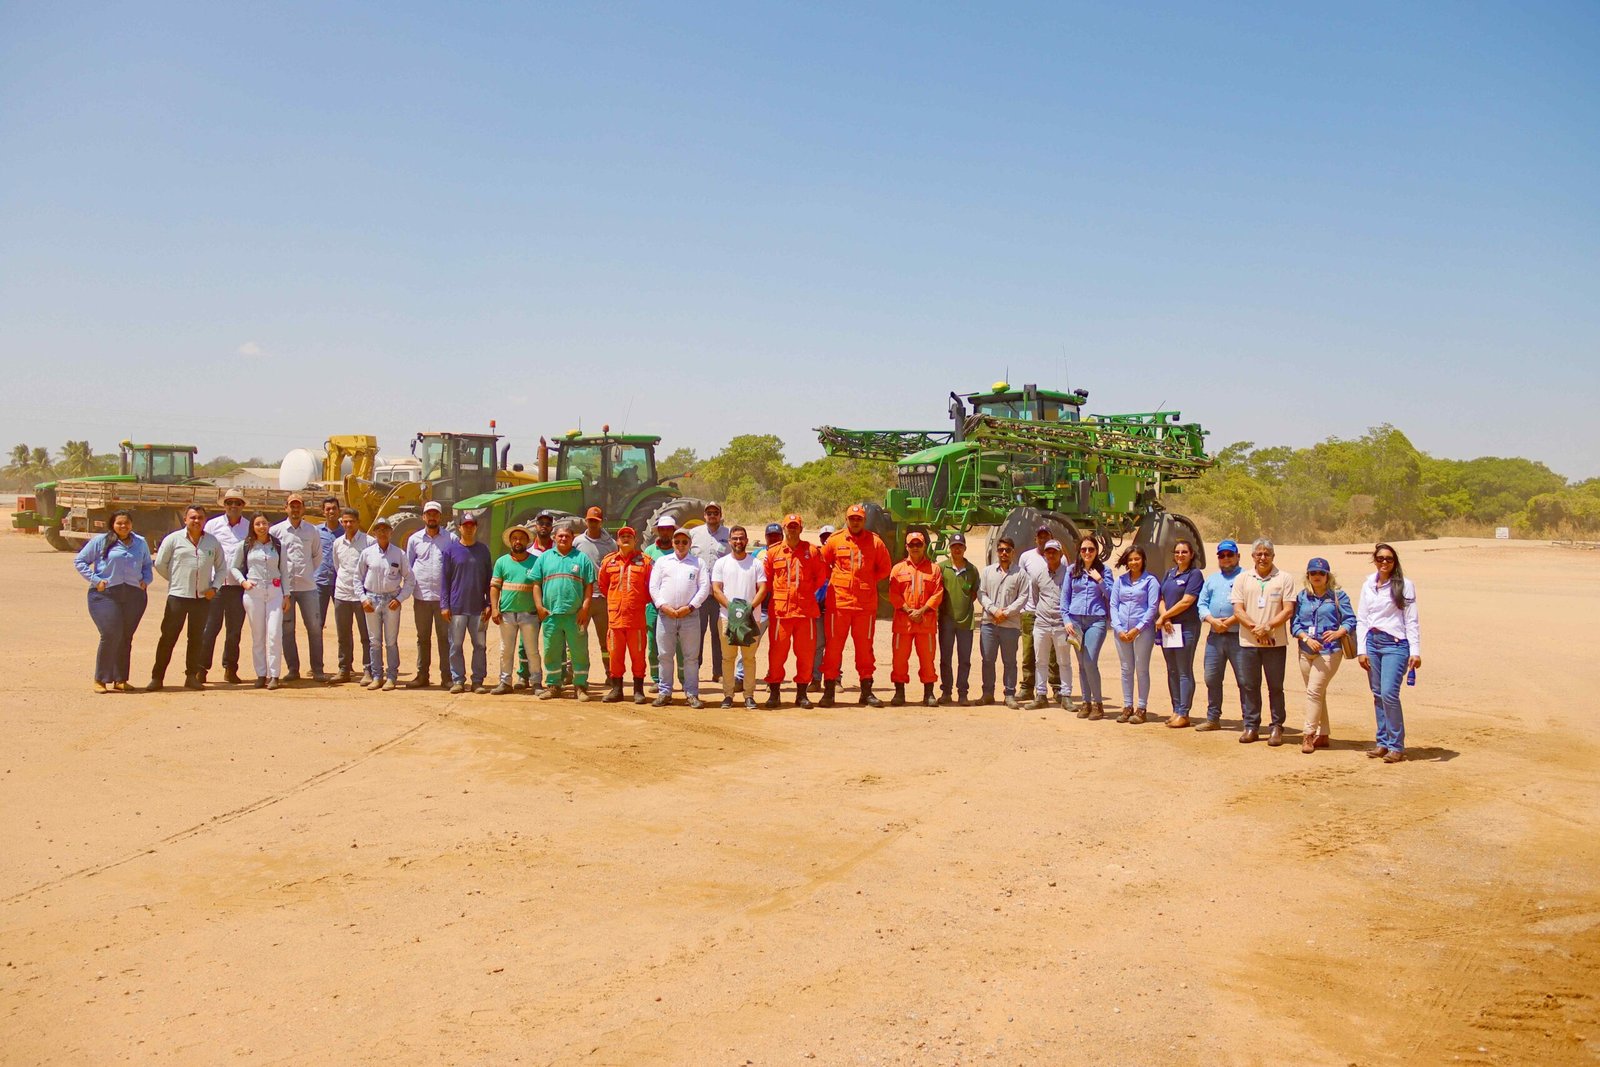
[322,434,431,536]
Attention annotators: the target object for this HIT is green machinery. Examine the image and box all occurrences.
[816,381,1212,566]
[436,426,691,558]
[19,442,213,551]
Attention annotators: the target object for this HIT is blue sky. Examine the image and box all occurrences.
[2,2,1597,478]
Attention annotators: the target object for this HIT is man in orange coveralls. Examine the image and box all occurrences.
[889,530,944,707]
[597,526,653,705]
[820,503,893,708]
[762,514,826,709]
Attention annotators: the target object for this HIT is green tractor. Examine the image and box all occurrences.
[434,427,692,557]
[817,381,1212,569]
[19,441,205,551]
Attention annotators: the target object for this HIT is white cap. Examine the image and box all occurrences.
[422,500,443,513]
[655,517,677,529]
[819,525,835,536]
[1043,539,1063,551]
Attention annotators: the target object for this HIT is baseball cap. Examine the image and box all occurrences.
[846,503,867,518]
[1035,524,1050,535]
[704,501,721,512]
[535,510,554,521]
[616,525,636,537]
[655,517,677,530]
[948,531,966,546]
[764,522,782,536]
[286,492,305,505]
[819,524,835,537]
[1043,539,1063,551]
[671,528,691,540]
[906,531,927,545]
[459,513,479,525]
[1217,539,1239,554]
[371,516,392,528]
[585,506,604,520]
[1306,557,1331,573]
[783,514,803,529]
[422,500,443,514]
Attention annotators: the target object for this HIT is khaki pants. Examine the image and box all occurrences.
[722,629,758,699]
[1298,649,1344,735]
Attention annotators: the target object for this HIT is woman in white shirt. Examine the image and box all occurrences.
[1355,543,1421,763]
[231,513,288,690]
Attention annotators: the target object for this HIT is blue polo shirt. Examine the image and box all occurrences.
[1197,566,1241,623]
[1160,566,1205,625]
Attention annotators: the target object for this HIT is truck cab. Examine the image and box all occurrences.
[413,432,503,508]
[121,442,198,484]
[550,432,661,522]
[962,383,1088,425]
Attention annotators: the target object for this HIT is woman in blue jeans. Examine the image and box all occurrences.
[1154,539,1204,728]
[1065,534,1112,720]
[1355,543,1421,764]
[73,510,152,693]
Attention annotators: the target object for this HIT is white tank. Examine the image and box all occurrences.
[279,448,325,490]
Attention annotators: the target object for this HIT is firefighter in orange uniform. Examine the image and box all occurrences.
[597,526,654,706]
[762,514,826,709]
[889,530,944,707]
[820,503,893,708]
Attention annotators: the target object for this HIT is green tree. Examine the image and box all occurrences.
[659,447,699,478]
[58,440,95,477]
[28,447,52,478]
[695,435,793,502]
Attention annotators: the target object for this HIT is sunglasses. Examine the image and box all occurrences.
[1374,556,1396,564]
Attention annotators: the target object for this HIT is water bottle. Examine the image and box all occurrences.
[1406,666,1417,687]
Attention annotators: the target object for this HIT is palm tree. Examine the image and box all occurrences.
[58,440,95,477]
[29,447,52,478]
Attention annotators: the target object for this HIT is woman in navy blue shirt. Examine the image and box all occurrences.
[73,510,152,692]
[1154,539,1205,728]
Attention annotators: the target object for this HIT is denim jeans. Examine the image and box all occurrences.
[656,611,701,697]
[1202,629,1245,723]
[938,615,974,698]
[1115,626,1156,709]
[1161,620,1201,716]
[87,585,147,684]
[281,588,324,677]
[449,612,488,686]
[1238,644,1288,730]
[364,594,402,682]
[1069,614,1108,704]
[979,623,1020,697]
[1365,630,1410,752]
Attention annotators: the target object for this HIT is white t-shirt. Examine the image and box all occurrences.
[712,553,764,605]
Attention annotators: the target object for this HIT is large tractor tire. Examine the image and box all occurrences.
[1131,510,1205,573]
[987,505,1077,568]
[643,496,711,536]
[44,527,74,553]
[388,509,425,551]
[857,501,900,619]
[500,509,579,550]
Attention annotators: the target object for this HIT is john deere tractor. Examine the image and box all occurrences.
[817,381,1212,568]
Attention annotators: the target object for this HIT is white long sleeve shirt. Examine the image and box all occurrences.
[406,529,453,602]
[358,542,414,602]
[269,517,323,593]
[330,531,373,602]
[648,551,710,611]
[1017,547,1048,612]
[1355,573,1420,656]
[204,514,251,587]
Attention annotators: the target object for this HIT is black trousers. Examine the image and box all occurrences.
[201,585,246,672]
[412,599,449,681]
[152,595,211,682]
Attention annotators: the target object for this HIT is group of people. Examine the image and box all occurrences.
[73,494,1422,759]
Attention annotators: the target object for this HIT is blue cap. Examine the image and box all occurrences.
[1217,539,1239,554]
[765,522,782,535]
[1306,557,1330,573]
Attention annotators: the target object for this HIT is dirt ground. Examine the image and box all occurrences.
[3,521,1597,1066]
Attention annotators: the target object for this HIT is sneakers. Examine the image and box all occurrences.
[652,692,671,707]
[719,697,734,709]
[575,687,592,703]
[686,696,703,710]
[744,697,758,710]
[1004,694,1019,709]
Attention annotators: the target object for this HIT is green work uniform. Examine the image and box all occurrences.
[532,547,597,687]
[493,553,539,614]
[643,541,673,683]
[938,559,980,630]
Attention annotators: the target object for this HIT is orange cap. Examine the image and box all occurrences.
[585,506,604,520]
[905,531,927,545]
[783,514,803,529]
[846,503,867,518]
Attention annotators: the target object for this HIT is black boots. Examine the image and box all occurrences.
[890,684,906,706]
[632,678,647,704]
[602,679,624,703]
[923,684,938,708]
[820,680,836,708]
[860,681,883,708]
[764,685,782,709]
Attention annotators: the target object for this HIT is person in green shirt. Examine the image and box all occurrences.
[642,518,677,690]
[937,532,981,706]
[532,525,598,700]
[489,527,542,695]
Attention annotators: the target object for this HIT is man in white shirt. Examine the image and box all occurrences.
[690,501,732,682]
[328,507,373,684]
[358,517,414,691]
[648,528,710,708]
[405,500,453,689]
[270,493,327,682]
[199,490,250,684]
[711,525,767,709]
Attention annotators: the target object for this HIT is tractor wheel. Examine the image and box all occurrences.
[987,505,1076,567]
[499,508,579,550]
[1131,510,1206,572]
[859,501,900,559]
[1041,512,1083,557]
[388,510,424,551]
[44,527,74,552]
[643,497,711,536]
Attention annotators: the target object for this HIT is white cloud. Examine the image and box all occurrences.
[237,341,263,356]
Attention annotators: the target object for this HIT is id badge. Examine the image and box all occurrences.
[1257,595,1266,609]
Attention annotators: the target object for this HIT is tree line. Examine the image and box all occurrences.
[2,443,272,491]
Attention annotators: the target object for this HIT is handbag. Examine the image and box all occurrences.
[1340,632,1358,659]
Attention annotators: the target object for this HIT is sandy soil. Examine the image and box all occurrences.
[3,522,1597,1066]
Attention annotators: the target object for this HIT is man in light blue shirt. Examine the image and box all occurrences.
[405,500,453,689]
[1195,538,1245,731]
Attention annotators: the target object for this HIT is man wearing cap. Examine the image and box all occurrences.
[532,524,598,700]
[490,527,541,695]
[643,518,678,691]
[357,518,413,690]
[440,514,494,694]
[404,501,453,689]
[811,523,835,687]
[820,504,893,708]
[937,532,981,706]
[531,511,556,554]
[271,493,327,682]
[1017,525,1062,701]
[690,501,732,683]
[328,507,373,684]
[1027,539,1075,711]
[573,506,617,678]
[1195,539,1246,732]
[763,515,825,708]
[888,531,944,706]
[648,526,710,707]
[597,525,653,704]
[712,525,767,709]
[199,490,251,684]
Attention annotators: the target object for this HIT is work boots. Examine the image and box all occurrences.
[1076,701,1093,719]
[602,679,624,703]
[575,686,592,703]
[860,681,884,708]
[1088,702,1105,721]
[764,685,782,710]
[797,686,813,710]
[923,684,938,708]
[820,680,836,708]
[632,679,647,704]
[890,684,906,707]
